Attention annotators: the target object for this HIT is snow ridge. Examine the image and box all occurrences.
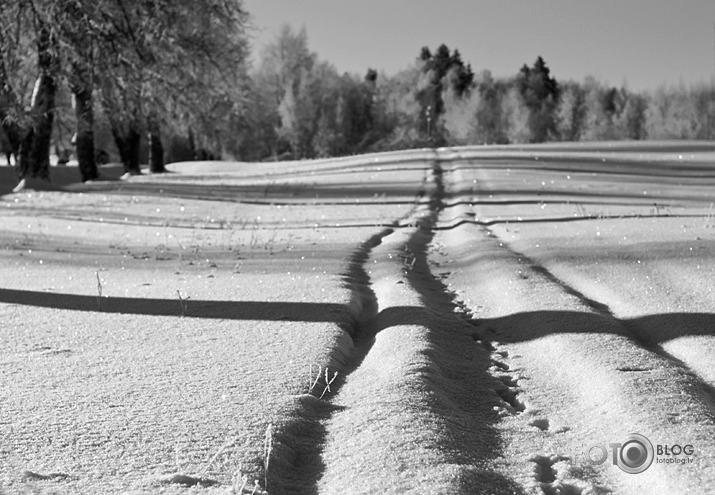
[263,154,438,494]
[436,158,715,494]
[488,225,715,417]
[310,154,528,493]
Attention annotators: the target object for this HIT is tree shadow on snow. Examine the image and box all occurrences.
[0,287,348,323]
[3,291,714,494]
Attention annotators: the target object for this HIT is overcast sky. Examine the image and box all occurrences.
[243,0,715,91]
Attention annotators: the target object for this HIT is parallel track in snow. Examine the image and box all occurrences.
[5,145,714,495]
[269,149,715,494]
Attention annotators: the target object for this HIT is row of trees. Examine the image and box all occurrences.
[441,68,715,145]
[1,0,250,182]
[3,17,715,182]
[244,28,715,160]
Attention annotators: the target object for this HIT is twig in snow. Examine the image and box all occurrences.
[308,364,322,395]
[320,368,339,399]
[200,439,233,477]
[177,290,190,317]
[231,467,248,495]
[308,364,339,399]
[264,423,273,492]
[95,271,103,310]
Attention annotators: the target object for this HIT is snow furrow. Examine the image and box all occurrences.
[483,227,715,399]
[262,160,436,494]
[314,157,526,494]
[434,159,715,494]
[506,243,715,404]
[480,229,713,409]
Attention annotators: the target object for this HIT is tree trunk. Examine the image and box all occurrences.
[16,128,34,179]
[17,79,56,180]
[73,81,98,181]
[0,25,22,172]
[188,127,197,159]
[0,119,21,167]
[111,122,141,174]
[17,23,58,181]
[147,117,165,173]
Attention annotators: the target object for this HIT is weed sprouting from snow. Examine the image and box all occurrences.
[176,290,190,317]
[174,444,184,473]
[230,468,248,494]
[321,368,339,399]
[225,227,239,252]
[231,470,265,495]
[706,202,714,229]
[95,271,103,310]
[265,230,278,254]
[263,423,273,492]
[36,221,50,244]
[189,245,201,265]
[200,438,233,478]
[249,225,259,249]
[171,439,269,494]
[308,364,339,399]
[401,246,416,271]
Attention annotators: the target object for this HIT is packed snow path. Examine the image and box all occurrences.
[1,143,714,494]
[310,146,715,495]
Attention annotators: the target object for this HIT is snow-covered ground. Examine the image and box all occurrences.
[1,142,714,494]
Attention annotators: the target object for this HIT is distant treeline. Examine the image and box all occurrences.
[240,26,715,161]
[3,11,714,183]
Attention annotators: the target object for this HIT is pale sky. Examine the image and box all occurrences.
[243,0,715,91]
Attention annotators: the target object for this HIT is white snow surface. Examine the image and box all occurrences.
[1,142,714,494]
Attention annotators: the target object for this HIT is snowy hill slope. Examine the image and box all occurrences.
[0,142,713,494]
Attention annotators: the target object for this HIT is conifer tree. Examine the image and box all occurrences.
[516,56,560,142]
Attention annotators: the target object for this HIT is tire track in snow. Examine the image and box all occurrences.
[265,150,714,494]
[262,227,396,495]
[261,158,436,495]
[263,155,450,494]
[434,167,605,494]
[434,163,715,494]
[310,155,527,494]
[485,226,715,416]
[498,244,715,410]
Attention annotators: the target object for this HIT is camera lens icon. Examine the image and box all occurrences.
[617,434,654,474]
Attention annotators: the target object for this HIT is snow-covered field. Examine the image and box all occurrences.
[1,142,714,494]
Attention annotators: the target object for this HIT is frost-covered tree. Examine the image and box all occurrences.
[516,56,560,142]
[1,0,251,181]
[416,44,474,143]
[441,86,480,145]
[555,81,586,141]
[502,86,531,144]
[644,84,704,140]
[0,1,60,182]
[254,25,315,158]
[473,71,508,144]
[94,0,251,172]
[613,89,647,140]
